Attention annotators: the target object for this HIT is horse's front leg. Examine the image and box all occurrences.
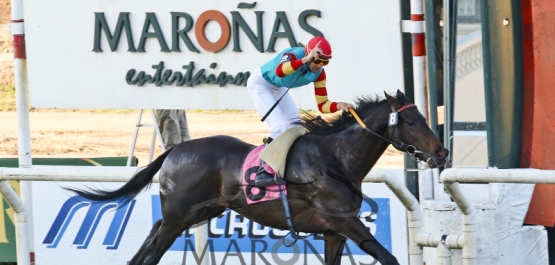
[324,233,346,265]
[331,216,399,265]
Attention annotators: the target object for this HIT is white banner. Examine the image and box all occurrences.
[32,169,408,264]
[24,0,404,109]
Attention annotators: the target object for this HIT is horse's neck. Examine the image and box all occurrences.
[332,104,392,184]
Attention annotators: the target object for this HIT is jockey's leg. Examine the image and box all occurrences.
[246,69,288,139]
[254,137,276,186]
[247,70,288,187]
[253,88,301,186]
[277,91,302,128]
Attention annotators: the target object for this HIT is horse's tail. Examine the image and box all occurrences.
[64,147,174,205]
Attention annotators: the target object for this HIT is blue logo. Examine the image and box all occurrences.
[43,195,135,250]
[151,195,391,255]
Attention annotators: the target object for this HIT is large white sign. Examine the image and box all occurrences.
[32,170,408,264]
[24,0,404,109]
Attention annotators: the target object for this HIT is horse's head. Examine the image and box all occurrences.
[384,90,449,168]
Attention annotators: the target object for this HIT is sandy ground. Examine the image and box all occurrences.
[0,0,14,88]
[0,110,405,168]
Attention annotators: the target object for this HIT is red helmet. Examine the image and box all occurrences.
[305,36,332,59]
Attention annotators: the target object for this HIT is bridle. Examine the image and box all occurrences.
[348,104,426,162]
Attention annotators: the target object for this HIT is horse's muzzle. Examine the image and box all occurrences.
[426,147,449,168]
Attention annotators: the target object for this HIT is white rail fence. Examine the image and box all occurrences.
[1,166,552,265]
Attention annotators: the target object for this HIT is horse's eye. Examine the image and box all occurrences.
[407,121,415,126]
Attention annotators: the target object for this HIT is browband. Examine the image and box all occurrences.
[397,104,417,112]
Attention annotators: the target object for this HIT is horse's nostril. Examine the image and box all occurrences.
[436,149,447,159]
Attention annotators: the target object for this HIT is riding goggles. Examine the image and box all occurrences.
[312,58,330,66]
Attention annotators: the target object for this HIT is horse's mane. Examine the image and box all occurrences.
[302,94,387,135]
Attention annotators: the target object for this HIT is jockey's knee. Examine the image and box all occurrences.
[269,126,287,139]
[288,118,302,127]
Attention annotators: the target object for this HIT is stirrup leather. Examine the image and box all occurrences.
[254,174,286,187]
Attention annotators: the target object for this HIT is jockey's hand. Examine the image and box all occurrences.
[302,41,321,64]
[337,102,355,112]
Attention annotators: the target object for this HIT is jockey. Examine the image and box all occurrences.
[246,35,354,187]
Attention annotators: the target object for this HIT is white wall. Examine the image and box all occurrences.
[24,0,404,109]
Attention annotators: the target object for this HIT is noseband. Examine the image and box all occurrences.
[348,104,425,162]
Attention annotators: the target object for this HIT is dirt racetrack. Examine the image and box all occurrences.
[0,110,405,168]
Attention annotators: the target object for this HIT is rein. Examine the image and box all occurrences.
[348,105,424,161]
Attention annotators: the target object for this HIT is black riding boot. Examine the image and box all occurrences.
[254,161,277,187]
[254,137,285,187]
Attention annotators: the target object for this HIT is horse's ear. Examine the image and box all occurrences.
[384,91,402,109]
[395,89,414,105]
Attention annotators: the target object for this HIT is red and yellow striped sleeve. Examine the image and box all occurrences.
[276,53,303,77]
[313,69,338,113]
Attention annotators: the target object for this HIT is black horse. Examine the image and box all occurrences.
[67,90,448,265]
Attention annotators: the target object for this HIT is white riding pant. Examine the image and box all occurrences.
[247,68,302,139]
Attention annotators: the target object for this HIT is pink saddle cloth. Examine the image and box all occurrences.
[242,145,287,204]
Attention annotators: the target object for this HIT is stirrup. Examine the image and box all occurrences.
[254,170,286,187]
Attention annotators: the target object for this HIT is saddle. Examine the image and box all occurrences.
[260,126,307,177]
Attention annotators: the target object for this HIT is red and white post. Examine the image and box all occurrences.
[402,1,429,264]
[10,0,34,263]
[403,0,428,122]
[411,0,428,121]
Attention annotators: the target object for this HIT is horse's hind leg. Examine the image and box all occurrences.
[128,205,225,265]
[142,217,190,265]
[128,219,163,264]
[324,233,346,265]
[128,215,193,265]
